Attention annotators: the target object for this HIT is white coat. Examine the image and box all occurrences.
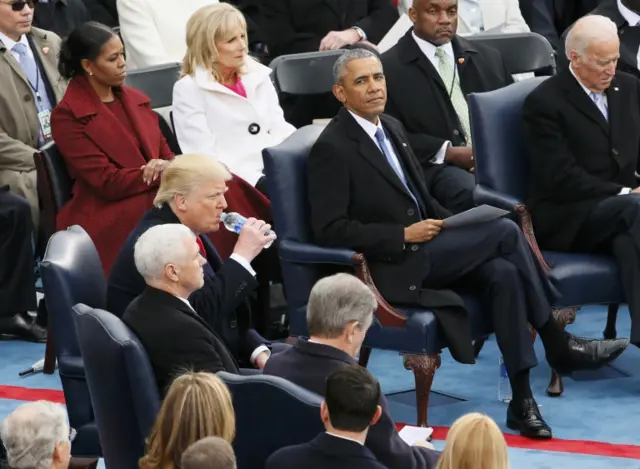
[116,0,219,69]
[456,0,530,35]
[172,58,296,186]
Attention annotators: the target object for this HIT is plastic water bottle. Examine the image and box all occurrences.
[220,212,275,249]
[498,356,512,403]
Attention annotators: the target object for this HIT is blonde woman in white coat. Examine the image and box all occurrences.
[172,3,296,193]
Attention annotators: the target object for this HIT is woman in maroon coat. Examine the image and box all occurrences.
[51,22,174,275]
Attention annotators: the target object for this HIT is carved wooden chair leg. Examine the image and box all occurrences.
[43,322,56,374]
[547,307,578,397]
[473,336,488,358]
[603,303,619,339]
[359,346,372,367]
[403,353,441,427]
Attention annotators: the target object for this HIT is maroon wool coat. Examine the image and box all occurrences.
[51,75,174,275]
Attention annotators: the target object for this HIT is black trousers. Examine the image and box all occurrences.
[425,164,476,215]
[572,194,640,343]
[0,189,37,317]
[421,218,555,375]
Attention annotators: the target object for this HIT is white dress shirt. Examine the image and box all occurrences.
[411,32,458,164]
[0,32,33,63]
[325,432,365,446]
[617,0,640,71]
[568,65,630,195]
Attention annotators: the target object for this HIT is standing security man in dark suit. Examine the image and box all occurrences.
[266,365,388,469]
[382,0,513,214]
[561,0,640,80]
[524,14,640,347]
[306,47,628,439]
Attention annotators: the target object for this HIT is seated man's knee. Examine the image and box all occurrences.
[1,191,31,222]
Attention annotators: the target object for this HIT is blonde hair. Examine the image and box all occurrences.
[153,154,232,206]
[436,413,509,469]
[139,372,236,469]
[181,3,248,81]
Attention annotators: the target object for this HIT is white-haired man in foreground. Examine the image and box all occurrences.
[524,14,640,348]
[123,223,244,395]
[1,401,72,469]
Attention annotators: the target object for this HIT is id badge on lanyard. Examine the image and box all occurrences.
[28,65,53,142]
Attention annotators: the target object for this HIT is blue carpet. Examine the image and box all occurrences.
[1,305,638,469]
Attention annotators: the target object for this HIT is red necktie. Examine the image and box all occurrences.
[195,236,206,256]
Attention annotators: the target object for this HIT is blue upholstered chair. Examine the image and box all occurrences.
[262,126,487,426]
[73,304,161,469]
[39,225,103,457]
[468,78,624,396]
[218,371,324,469]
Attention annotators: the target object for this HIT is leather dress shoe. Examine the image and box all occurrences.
[507,398,552,439]
[0,312,47,342]
[549,333,629,374]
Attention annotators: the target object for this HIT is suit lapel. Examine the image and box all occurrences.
[398,32,449,94]
[116,87,155,161]
[29,29,65,103]
[606,78,625,166]
[0,41,29,89]
[341,109,412,198]
[562,69,609,136]
[452,36,480,95]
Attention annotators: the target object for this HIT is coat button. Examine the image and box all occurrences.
[24,94,32,102]
[407,208,415,216]
[612,148,619,155]
[248,123,260,135]
[411,245,419,252]
[409,285,417,291]
[230,319,238,328]
[453,129,460,136]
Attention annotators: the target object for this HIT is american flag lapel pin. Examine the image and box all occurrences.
[42,47,50,55]
[458,58,464,64]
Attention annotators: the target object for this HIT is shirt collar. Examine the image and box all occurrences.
[617,0,640,26]
[175,295,195,312]
[569,64,604,97]
[0,31,29,52]
[325,432,365,446]
[348,110,384,140]
[411,31,454,61]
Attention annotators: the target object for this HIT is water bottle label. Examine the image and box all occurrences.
[233,221,244,234]
[499,360,508,378]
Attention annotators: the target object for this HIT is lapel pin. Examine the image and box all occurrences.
[614,87,619,91]
[458,58,465,64]
[42,47,49,55]
[402,143,407,147]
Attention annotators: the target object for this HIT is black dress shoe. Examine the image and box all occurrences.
[549,333,629,374]
[0,312,47,343]
[506,398,552,440]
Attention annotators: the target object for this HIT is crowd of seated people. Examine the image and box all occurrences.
[2,0,640,466]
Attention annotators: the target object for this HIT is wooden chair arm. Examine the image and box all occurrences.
[351,253,408,327]
[514,204,551,273]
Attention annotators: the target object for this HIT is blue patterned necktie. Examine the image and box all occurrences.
[12,42,40,92]
[590,92,608,121]
[374,128,419,208]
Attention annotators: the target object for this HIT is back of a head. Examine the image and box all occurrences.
[58,21,115,79]
[153,154,232,207]
[140,372,236,469]
[436,413,509,469]
[306,273,377,338]
[134,223,195,282]
[325,364,381,432]
[0,401,69,469]
[181,437,236,469]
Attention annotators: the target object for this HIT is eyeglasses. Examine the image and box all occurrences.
[2,0,34,11]
[69,428,77,442]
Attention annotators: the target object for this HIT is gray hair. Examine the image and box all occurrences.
[0,401,69,469]
[134,224,197,281]
[307,273,377,337]
[181,436,237,469]
[565,15,618,59]
[332,48,381,85]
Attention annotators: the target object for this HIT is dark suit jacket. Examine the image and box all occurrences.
[123,287,239,395]
[107,204,266,364]
[522,68,640,251]
[262,0,398,59]
[382,30,513,180]
[51,76,174,275]
[263,340,438,469]
[83,0,119,27]
[560,0,640,80]
[33,0,90,38]
[307,108,476,363]
[266,433,389,469]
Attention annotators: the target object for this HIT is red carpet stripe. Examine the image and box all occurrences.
[398,424,640,460]
[0,386,65,404]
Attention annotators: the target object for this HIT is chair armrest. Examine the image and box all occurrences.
[279,240,407,327]
[279,240,359,265]
[473,185,521,212]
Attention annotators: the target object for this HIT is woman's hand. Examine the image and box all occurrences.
[140,159,170,185]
